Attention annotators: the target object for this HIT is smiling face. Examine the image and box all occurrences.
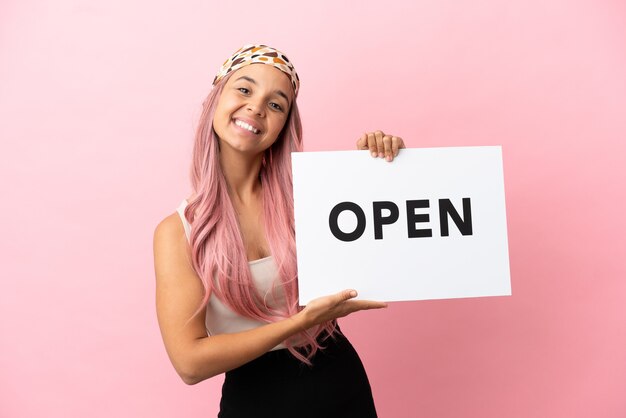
[212,64,294,157]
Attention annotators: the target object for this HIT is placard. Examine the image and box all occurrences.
[292,146,511,304]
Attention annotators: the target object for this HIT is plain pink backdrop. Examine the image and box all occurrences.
[1,0,625,417]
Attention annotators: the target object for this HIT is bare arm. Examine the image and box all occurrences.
[154,214,386,385]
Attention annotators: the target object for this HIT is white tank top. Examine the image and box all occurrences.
[176,199,287,350]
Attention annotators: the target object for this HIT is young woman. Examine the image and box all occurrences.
[153,44,405,418]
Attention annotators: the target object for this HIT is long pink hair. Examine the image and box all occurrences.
[183,71,337,364]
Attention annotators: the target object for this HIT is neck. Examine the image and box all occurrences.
[218,144,264,204]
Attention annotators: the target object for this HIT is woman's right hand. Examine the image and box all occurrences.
[294,290,388,330]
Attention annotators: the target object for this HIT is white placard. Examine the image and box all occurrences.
[292,146,511,304]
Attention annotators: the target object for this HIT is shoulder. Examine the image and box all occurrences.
[153,211,199,290]
[154,212,185,243]
[153,196,195,249]
[153,212,189,268]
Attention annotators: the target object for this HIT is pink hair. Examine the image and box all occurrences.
[184,71,337,364]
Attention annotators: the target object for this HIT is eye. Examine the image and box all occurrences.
[269,102,283,111]
[237,87,250,94]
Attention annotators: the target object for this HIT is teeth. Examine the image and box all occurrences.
[234,119,259,134]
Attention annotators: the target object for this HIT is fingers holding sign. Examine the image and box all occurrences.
[298,289,388,328]
[356,131,405,162]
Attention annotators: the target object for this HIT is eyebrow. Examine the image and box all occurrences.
[234,76,291,106]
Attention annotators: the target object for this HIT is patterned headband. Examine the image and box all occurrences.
[212,44,300,97]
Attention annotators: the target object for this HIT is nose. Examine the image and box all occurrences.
[246,97,265,117]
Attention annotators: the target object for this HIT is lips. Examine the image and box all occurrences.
[232,117,261,135]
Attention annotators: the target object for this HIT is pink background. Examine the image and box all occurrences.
[1,0,625,417]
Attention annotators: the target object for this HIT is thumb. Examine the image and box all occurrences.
[336,289,358,303]
[356,133,368,149]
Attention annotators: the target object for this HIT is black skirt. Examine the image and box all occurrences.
[218,328,378,418]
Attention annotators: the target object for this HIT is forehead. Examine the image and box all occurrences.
[228,64,294,99]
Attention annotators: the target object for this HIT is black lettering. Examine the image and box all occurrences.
[328,202,366,242]
[438,198,473,236]
[406,200,432,238]
[372,201,399,240]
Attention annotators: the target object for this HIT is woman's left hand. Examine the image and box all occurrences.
[356,130,405,162]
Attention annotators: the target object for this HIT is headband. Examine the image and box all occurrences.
[212,44,300,97]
